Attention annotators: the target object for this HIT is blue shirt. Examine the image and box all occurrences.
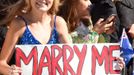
[18,16,60,45]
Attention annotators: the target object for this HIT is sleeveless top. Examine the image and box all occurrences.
[18,16,60,45]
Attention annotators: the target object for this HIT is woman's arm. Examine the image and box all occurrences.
[56,16,72,44]
[0,19,23,74]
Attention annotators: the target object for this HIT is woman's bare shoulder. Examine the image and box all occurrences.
[10,16,26,29]
[8,16,26,36]
[55,15,67,27]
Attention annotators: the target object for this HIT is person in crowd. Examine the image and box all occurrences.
[0,0,72,74]
[113,0,134,75]
[57,0,125,73]
[90,0,120,43]
[114,0,134,46]
[58,0,116,43]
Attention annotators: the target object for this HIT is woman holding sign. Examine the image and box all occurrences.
[0,0,72,74]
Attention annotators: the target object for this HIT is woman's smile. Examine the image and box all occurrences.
[36,1,48,7]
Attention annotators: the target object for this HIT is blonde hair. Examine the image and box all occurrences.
[0,0,59,25]
[49,0,60,15]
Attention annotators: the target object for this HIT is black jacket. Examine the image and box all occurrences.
[90,0,117,24]
[115,0,134,75]
[115,0,134,45]
[115,0,134,29]
[90,0,120,43]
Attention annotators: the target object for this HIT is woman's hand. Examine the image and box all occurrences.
[115,57,125,70]
[93,15,116,34]
[9,65,22,75]
[104,22,115,34]
[0,62,22,75]
[93,18,114,34]
[93,18,106,34]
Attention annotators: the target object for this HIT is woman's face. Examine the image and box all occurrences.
[77,0,91,17]
[30,0,54,12]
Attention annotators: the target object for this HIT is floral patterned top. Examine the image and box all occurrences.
[70,21,110,43]
[70,22,99,43]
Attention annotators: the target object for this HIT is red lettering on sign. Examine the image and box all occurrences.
[73,45,87,75]
[63,45,75,75]
[109,45,120,74]
[16,46,38,75]
[38,46,51,75]
[92,45,109,75]
[51,45,63,75]
[16,44,121,75]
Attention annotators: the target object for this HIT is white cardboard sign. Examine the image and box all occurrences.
[15,43,121,75]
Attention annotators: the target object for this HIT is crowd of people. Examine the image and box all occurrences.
[0,0,133,75]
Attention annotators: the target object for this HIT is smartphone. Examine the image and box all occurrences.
[105,14,117,23]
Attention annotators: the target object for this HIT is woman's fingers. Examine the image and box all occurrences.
[96,18,104,25]
[105,14,116,24]
[115,57,125,70]
[104,21,115,33]
[118,63,124,70]
[105,26,115,34]
[94,18,115,34]
[104,22,113,28]
[9,65,22,75]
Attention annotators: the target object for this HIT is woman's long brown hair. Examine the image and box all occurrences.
[58,0,80,33]
[0,0,25,25]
